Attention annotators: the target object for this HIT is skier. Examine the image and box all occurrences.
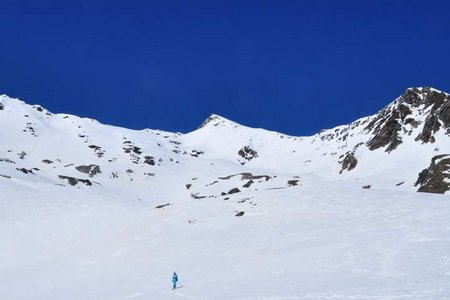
[172,272,178,290]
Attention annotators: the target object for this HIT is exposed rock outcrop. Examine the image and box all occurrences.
[58,175,92,186]
[366,110,403,152]
[198,114,230,128]
[238,146,258,164]
[242,180,254,188]
[339,152,358,174]
[75,165,101,177]
[415,89,450,143]
[228,188,241,194]
[0,158,15,164]
[287,180,299,186]
[16,168,34,175]
[155,203,171,209]
[366,87,450,152]
[199,115,218,128]
[416,115,441,143]
[415,154,450,194]
[144,156,155,165]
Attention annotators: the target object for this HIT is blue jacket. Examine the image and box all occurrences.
[172,273,178,283]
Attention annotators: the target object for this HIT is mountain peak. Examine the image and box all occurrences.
[399,86,449,108]
[364,86,450,152]
[198,114,238,129]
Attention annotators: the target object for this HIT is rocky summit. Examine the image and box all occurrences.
[366,87,450,151]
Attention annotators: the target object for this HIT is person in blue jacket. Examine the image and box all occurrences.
[172,272,178,290]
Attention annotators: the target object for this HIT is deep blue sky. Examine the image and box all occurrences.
[1,0,450,135]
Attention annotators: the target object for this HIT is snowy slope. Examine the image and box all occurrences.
[1,87,450,194]
[1,87,450,299]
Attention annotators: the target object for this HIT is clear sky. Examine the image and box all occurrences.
[1,0,450,135]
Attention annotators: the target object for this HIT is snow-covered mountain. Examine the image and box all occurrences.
[1,86,450,195]
[1,87,450,299]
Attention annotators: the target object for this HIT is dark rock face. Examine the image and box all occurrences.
[415,92,450,143]
[123,145,142,155]
[397,103,412,118]
[238,146,258,164]
[366,110,403,152]
[75,165,101,177]
[132,147,142,155]
[155,203,170,209]
[58,175,92,186]
[411,88,450,142]
[242,180,254,188]
[24,122,38,137]
[366,87,450,151]
[206,180,219,187]
[199,115,222,128]
[88,145,105,158]
[339,152,358,174]
[241,173,270,181]
[191,193,207,199]
[0,158,15,164]
[235,211,245,217]
[42,159,53,164]
[401,87,447,109]
[404,117,420,128]
[144,156,155,165]
[439,101,450,130]
[416,115,441,143]
[122,141,145,164]
[228,188,241,194]
[16,168,34,175]
[190,150,204,157]
[415,154,450,194]
[0,103,4,110]
[416,169,429,187]
[287,180,299,186]
[423,88,447,110]
[218,173,271,181]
